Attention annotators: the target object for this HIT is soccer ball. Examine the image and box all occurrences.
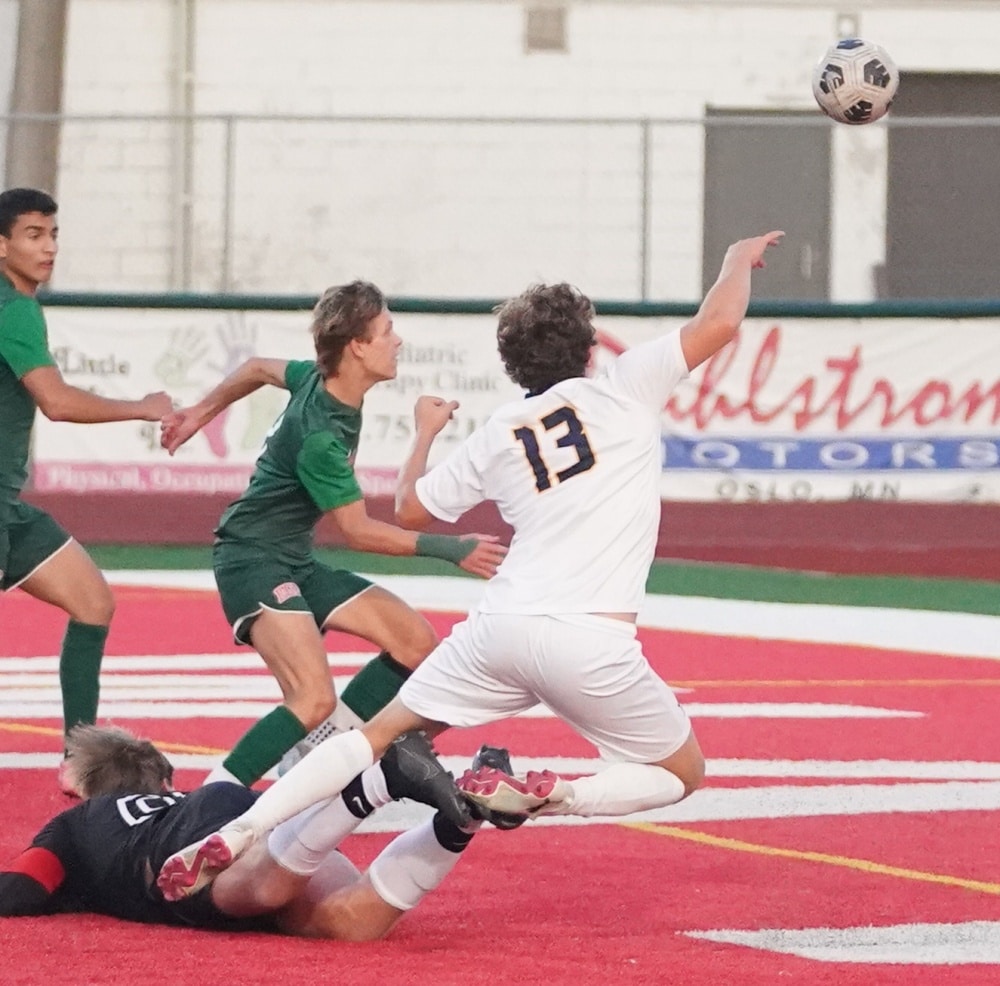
[811,39,899,125]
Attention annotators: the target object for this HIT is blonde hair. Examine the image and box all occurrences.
[65,724,173,798]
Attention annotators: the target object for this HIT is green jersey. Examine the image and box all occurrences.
[214,360,364,567]
[0,274,56,505]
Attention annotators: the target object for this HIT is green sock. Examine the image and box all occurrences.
[59,620,108,740]
[340,651,412,721]
[223,705,308,786]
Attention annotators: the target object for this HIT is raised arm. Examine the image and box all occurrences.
[680,230,784,371]
[321,395,506,578]
[395,395,459,530]
[160,356,289,455]
[21,365,172,424]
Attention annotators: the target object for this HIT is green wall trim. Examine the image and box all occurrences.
[89,545,998,616]
[39,292,1000,319]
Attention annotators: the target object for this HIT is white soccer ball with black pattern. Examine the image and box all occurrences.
[811,39,899,125]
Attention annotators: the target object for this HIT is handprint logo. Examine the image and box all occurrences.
[201,315,267,458]
[154,327,210,390]
[208,316,258,376]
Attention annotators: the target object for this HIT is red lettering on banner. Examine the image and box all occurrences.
[665,326,1000,432]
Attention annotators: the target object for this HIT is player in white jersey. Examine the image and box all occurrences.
[156,230,783,888]
[421,340,685,618]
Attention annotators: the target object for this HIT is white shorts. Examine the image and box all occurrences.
[398,610,691,764]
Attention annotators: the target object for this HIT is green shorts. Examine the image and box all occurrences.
[0,500,73,591]
[213,550,373,645]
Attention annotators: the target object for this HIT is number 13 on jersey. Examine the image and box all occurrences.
[514,405,595,492]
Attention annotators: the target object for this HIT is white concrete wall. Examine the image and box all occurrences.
[0,0,18,176]
[24,1,1000,297]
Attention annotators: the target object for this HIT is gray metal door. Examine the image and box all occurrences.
[703,109,830,300]
[884,73,1000,299]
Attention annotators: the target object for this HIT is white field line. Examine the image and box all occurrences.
[7,753,1000,782]
[105,570,1000,660]
[3,754,1000,828]
[0,653,373,671]
[0,692,924,720]
[685,922,1000,965]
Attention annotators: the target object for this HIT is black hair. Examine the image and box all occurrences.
[0,187,58,237]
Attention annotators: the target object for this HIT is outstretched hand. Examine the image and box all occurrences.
[160,406,205,455]
[140,391,174,421]
[457,533,508,579]
[740,230,785,269]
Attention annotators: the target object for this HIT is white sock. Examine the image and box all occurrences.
[367,819,465,911]
[202,763,243,787]
[300,702,366,749]
[361,763,392,809]
[540,763,686,817]
[266,796,366,876]
[223,729,374,839]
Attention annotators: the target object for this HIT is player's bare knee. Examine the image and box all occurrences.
[69,583,116,626]
[658,734,706,798]
[290,692,336,730]
[389,618,438,669]
[680,755,706,797]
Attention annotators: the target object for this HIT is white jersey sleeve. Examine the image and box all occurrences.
[414,427,489,523]
[604,329,689,410]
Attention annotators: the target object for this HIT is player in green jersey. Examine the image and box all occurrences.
[0,187,173,793]
[160,279,506,788]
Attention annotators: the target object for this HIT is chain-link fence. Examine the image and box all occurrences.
[3,110,999,302]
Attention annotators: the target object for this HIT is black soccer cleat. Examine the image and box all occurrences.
[380,730,473,830]
[464,744,527,830]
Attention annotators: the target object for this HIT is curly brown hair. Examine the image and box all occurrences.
[65,724,173,798]
[495,283,595,393]
[311,279,386,378]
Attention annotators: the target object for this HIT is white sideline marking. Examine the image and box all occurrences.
[5,748,999,827]
[685,922,1000,965]
[0,653,372,671]
[105,570,1000,660]
[6,753,1000,782]
[0,695,922,720]
[353,780,1000,831]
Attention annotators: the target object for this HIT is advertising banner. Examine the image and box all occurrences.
[31,308,1000,503]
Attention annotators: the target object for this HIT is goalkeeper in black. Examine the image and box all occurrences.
[0,724,484,938]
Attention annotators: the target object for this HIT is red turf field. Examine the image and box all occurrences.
[2,586,999,985]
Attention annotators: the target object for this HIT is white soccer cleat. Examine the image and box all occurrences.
[456,766,569,817]
[156,825,254,901]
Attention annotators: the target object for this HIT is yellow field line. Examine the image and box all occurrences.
[625,822,1000,896]
[669,679,1000,688]
[0,723,62,738]
[0,721,226,756]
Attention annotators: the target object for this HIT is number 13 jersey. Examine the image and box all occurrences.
[416,330,689,615]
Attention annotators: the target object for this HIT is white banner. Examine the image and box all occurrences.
[32,308,1000,503]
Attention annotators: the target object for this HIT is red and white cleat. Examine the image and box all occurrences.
[457,766,568,817]
[156,827,252,902]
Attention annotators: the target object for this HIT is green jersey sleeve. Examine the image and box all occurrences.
[284,359,318,393]
[0,296,56,377]
[297,431,363,511]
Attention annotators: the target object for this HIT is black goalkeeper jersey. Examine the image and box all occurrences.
[0,783,259,925]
